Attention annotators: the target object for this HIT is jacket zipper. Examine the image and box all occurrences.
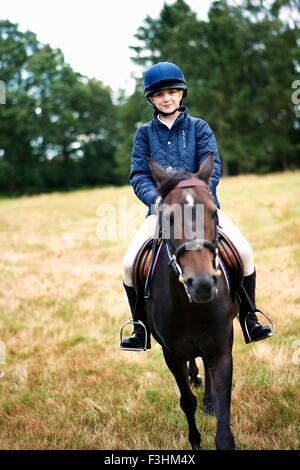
[182,129,186,149]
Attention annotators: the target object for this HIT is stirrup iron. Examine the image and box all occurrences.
[243,308,276,343]
[119,320,148,352]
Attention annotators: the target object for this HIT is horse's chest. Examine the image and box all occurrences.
[166,331,206,361]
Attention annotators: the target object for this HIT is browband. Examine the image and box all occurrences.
[173,178,208,189]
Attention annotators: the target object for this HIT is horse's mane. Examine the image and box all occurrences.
[157,170,193,198]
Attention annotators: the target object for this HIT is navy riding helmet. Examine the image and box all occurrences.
[144,62,187,98]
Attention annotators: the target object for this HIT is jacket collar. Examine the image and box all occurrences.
[153,106,188,130]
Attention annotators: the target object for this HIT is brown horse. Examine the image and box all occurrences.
[146,154,238,450]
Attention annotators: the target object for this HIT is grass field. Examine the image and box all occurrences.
[0,171,299,450]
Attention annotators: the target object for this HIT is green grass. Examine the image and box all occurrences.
[0,172,299,450]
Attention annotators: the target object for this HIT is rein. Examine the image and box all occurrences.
[160,177,220,302]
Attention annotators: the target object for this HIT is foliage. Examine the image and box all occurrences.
[0,20,117,194]
[0,0,299,195]
[114,86,152,183]
[130,0,300,175]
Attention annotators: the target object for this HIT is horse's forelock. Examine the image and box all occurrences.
[157,171,193,199]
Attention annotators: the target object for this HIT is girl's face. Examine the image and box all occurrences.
[150,89,183,114]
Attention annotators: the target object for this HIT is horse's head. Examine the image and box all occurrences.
[149,153,220,304]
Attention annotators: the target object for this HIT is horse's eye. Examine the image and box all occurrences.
[211,210,218,220]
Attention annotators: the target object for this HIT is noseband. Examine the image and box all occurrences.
[160,177,220,302]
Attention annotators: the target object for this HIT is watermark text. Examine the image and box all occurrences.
[291,79,300,118]
[96,197,205,248]
[0,80,5,105]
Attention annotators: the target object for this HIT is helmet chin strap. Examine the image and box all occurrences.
[150,100,184,116]
[157,106,181,116]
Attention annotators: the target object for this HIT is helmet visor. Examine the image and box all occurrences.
[145,79,187,98]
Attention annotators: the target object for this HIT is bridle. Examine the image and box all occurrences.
[160,178,221,302]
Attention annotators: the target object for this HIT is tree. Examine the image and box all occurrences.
[114,85,152,183]
[129,0,299,174]
[0,20,117,194]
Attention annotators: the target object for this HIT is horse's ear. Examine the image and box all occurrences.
[148,159,168,183]
[195,152,214,183]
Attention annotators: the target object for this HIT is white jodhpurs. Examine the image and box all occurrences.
[122,210,254,287]
[122,215,159,287]
[217,210,254,276]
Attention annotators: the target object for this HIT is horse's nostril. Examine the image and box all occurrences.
[201,280,213,293]
[187,276,216,304]
[188,276,214,294]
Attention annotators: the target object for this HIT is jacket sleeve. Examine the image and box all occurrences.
[195,120,222,198]
[129,127,158,208]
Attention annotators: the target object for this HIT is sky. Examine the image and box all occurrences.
[1,0,213,95]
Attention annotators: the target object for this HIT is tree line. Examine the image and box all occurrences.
[0,0,299,195]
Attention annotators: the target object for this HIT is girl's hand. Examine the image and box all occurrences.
[154,196,163,214]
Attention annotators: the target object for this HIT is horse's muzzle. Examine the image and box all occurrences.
[186,274,218,304]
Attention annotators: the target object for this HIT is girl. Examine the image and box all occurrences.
[121,62,272,349]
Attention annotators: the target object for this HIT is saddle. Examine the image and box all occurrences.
[132,238,161,295]
[132,233,243,297]
[217,230,244,293]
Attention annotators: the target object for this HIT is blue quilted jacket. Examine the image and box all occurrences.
[129,107,221,211]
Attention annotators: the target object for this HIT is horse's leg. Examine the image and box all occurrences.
[163,349,201,450]
[188,358,202,388]
[202,356,214,416]
[206,352,235,450]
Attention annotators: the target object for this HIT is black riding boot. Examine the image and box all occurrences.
[239,271,272,344]
[120,283,150,350]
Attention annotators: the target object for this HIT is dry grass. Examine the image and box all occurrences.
[0,172,299,450]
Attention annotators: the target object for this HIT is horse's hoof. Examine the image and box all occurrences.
[191,443,201,450]
[215,435,235,450]
[203,401,215,416]
[190,375,202,388]
[194,375,202,387]
[189,432,201,450]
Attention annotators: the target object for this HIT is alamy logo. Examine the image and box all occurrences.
[291,339,300,366]
[96,197,205,246]
[0,341,6,364]
[291,80,300,118]
[0,81,5,105]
